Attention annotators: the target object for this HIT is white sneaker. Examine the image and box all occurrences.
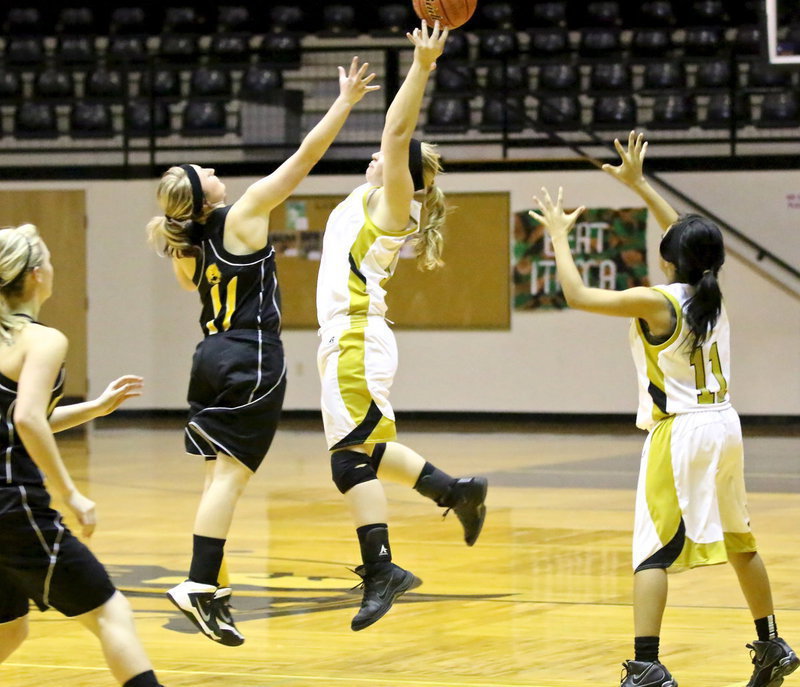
[166,580,222,643]
[212,587,245,646]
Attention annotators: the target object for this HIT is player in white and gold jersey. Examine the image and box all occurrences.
[316,20,488,632]
[531,132,798,687]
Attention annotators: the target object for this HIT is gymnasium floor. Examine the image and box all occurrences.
[3,417,799,687]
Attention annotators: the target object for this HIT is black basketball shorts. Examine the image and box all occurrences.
[0,488,116,623]
[185,329,287,472]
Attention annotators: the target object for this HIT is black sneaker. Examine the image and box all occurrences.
[166,580,222,643]
[620,660,678,687]
[350,563,422,631]
[746,637,799,687]
[212,587,245,647]
[444,477,487,546]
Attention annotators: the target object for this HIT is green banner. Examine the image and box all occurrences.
[513,207,650,311]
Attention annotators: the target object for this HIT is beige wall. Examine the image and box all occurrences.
[1,168,798,415]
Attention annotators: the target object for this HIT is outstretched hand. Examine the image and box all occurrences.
[407,19,449,72]
[529,187,585,241]
[94,375,144,417]
[338,56,380,105]
[602,130,648,188]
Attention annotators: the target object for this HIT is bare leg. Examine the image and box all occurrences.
[194,453,253,539]
[376,442,425,486]
[344,480,388,527]
[75,591,153,685]
[0,615,28,662]
[633,568,668,637]
[729,551,774,619]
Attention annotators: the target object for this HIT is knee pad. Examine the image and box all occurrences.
[331,449,377,494]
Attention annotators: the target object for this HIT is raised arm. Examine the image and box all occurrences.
[225,57,379,249]
[14,328,97,537]
[602,131,679,232]
[530,187,673,331]
[372,20,448,233]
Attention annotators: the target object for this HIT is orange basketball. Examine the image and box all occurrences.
[412,0,478,29]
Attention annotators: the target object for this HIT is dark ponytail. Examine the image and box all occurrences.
[659,214,725,352]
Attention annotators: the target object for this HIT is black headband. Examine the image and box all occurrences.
[409,138,425,193]
[180,164,205,218]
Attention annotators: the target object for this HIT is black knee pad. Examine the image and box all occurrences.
[331,449,378,494]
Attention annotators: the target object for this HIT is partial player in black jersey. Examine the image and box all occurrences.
[146,57,379,646]
[0,224,163,687]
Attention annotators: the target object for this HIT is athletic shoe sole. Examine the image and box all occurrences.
[166,588,222,643]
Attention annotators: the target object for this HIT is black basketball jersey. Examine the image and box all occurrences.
[191,206,283,338]
[0,365,65,493]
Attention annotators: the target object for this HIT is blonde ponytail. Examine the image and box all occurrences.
[146,165,216,258]
[413,142,448,271]
[0,224,43,342]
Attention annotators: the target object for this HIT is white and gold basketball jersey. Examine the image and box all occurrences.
[316,183,421,328]
[630,282,731,431]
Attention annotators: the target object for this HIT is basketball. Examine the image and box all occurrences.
[412,0,478,29]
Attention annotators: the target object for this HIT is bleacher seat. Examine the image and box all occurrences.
[481,3,515,29]
[320,5,358,37]
[631,28,672,57]
[70,102,115,137]
[480,96,526,132]
[85,68,125,99]
[688,0,726,26]
[478,30,519,60]
[700,92,735,128]
[746,61,792,89]
[638,0,675,27]
[57,36,97,65]
[589,63,631,92]
[374,4,412,37]
[0,70,23,100]
[4,38,45,66]
[270,6,304,32]
[528,29,570,58]
[14,102,59,138]
[435,64,477,94]
[159,35,200,63]
[754,91,800,128]
[694,59,732,89]
[190,67,233,97]
[218,6,250,32]
[651,93,696,128]
[57,7,97,35]
[182,100,228,136]
[426,97,471,133]
[5,8,44,35]
[579,28,622,57]
[34,68,75,100]
[539,64,579,92]
[140,69,182,98]
[240,65,284,100]
[733,26,762,56]
[532,2,566,28]
[643,62,686,90]
[486,64,529,93]
[537,95,582,129]
[259,33,301,67]
[126,100,171,136]
[683,26,724,56]
[107,36,148,63]
[592,94,637,128]
[110,7,147,35]
[584,2,621,27]
[164,7,201,34]
[210,34,251,63]
[441,32,470,60]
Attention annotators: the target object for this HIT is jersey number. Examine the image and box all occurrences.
[690,342,728,404]
[206,276,238,334]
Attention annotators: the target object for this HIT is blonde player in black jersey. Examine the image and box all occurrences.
[147,58,378,646]
[529,132,798,687]
[0,224,163,687]
[316,20,488,632]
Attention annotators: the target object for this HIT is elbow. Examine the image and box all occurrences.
[13,410,46,436]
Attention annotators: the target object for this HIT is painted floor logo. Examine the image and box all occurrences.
[106,561,509,635]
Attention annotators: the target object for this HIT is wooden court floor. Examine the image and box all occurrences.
[3,418,799,687]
